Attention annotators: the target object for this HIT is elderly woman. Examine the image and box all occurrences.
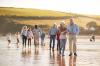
[58,21,67,56]
[21,26,28,49]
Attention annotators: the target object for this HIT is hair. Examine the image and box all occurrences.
[28,27,31,31]
[34,25,38,29]
[22,26,27,30]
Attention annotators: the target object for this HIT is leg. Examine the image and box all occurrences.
[8,40,10,46]
[24,36,27,48]
[52,35,56,50]
[41,38,43,46]
[57,40,59,50]
[50,35,52,50]
[73,36,77,54]
[57,40,60,51]
[69,36,73,56]
[42,38,45,46]
[62,39,66,56]
[28,39,29,47]
[60,39,63,54]
[22,36,25,48]
[30,39,31,48]
[17,39,19,48]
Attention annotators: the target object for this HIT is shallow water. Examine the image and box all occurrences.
[0,36,100,66]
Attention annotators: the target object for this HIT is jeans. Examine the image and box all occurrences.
[41,37,45,45]
[60,39,66,55]
[28,38,32,47]
[22,35,27,48]
[57,39,60,50]
[50,35,56,50]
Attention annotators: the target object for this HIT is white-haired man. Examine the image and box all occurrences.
[67,18,79,56]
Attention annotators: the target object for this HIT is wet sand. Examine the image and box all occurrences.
[0,36,100,66]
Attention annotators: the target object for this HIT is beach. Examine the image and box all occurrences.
[0,36,100,66]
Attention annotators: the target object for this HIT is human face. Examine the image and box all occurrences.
[70,19,74,25]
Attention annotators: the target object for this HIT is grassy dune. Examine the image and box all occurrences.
[0,7,100,35]
[0,7,73,17]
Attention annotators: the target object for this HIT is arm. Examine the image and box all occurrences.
[76,26,79,35]
[21,29,23,36]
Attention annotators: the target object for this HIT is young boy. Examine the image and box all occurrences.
[7,33,11,48]
[40,30,45,46]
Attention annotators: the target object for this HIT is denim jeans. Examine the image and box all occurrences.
[60,39,66,55]
[50,35,56,49]
[41,37,45,45]
[22,35,27,48]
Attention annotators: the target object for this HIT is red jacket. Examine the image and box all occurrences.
[56,31,60,40]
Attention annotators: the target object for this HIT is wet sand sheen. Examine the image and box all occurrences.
[0,36,100,66]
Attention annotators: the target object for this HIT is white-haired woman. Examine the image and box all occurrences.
[21,26,28,49]
[58,21,67,56]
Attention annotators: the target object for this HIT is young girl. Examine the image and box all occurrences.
[56,29,60,51]
[27,28,33,48]
[15,32,20,48]
[7,33,11,48]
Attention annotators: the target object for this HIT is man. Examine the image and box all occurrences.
[49,24,57,51]
[33,25,41,48]
[67,18,79,56]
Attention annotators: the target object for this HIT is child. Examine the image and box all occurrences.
[40,30,45,46]
[15,32,20,48]
[7,33,11,48]
[90,35,95,42]
[27,28,33,48]
[56,29,60,51]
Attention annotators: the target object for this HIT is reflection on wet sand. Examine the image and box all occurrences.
[21,49,32,63]
[49,51,55,66]
[21,49,31,58]
[69,56,77,66]
[0,37,100,66]
[34,47,39,60]
[49,51,66,66]
[56,53,66,66]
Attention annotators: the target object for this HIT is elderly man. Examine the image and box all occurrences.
[67,18,79,56]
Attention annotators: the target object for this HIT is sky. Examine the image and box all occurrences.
[0,0,100,15]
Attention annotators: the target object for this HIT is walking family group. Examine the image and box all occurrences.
[7,18,79,56]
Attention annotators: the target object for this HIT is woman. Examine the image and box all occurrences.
[21,26,28,49]
[27,27,33,48]
[59,21,67,56]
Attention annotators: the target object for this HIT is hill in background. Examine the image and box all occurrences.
[0,7,100,35]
